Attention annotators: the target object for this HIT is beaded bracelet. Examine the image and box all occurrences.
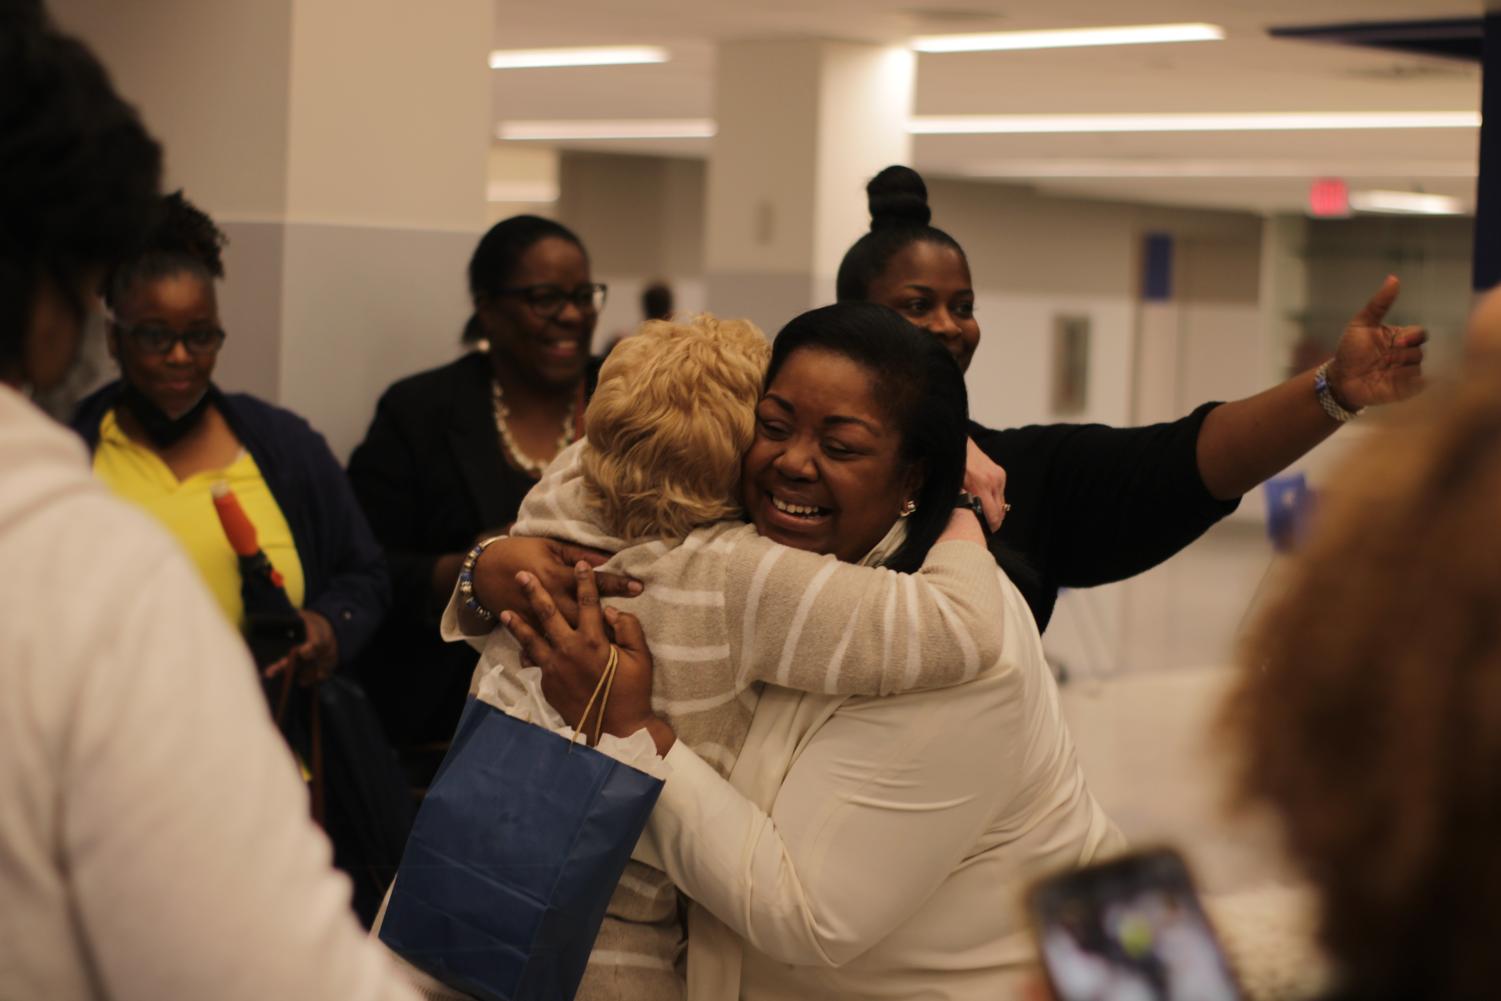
[457,535,507,624]
[1314,360,1363,424]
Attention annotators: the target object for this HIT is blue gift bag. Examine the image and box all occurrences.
[379,697,664,1001]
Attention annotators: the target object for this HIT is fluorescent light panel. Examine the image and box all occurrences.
[495,110,1478,143]
[914,22,1223,53]
[488,46,667,69]
[1349,190,1465,215]
[909,111,1481,134]
[961,159,1479,179]
[497,119,715,141]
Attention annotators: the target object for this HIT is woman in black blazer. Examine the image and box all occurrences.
[348,216,603,782]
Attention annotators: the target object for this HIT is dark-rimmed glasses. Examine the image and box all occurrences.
[114,322,226,356]
[493,283,607,319]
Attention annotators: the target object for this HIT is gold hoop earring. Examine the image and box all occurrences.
[899,499,917,518]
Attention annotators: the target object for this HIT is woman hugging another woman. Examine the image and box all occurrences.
[493,302,1123,1000]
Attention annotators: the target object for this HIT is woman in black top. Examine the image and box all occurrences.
[839,166,1427,631]
[347,215,604,775]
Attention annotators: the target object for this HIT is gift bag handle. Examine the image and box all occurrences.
[570,644,620,749]
[273,660,327,826]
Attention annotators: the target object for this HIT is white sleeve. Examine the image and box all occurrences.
[62,554,418,1001]
[637,677,1013,967]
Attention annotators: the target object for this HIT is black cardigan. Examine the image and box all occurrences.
[345,351,599,746]
[973,402,1240,632]
[72,382,391,664]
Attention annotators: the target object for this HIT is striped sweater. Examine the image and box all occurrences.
[470,441,1006,999]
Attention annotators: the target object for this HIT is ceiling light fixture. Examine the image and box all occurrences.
[496,119,716,141]
[958,159,1479,179]
[913,22,1225,53]
[908,111,1480,134]
[1348,190,1465,215]
[488,46,668,70]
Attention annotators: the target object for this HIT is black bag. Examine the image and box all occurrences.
[276,674,415,926]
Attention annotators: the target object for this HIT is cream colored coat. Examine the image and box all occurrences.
[0,386,415,1001]
[635,563,1125,1000]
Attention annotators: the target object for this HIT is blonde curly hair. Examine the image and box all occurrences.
[580,313,770,542]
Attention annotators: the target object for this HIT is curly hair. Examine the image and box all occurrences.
[1225,361,1501,1001]
[580,314,769,542]
[104,190,227,309]
[0,0,162,368]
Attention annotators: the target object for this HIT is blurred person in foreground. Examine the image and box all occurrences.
[1224,357,1501,1001]
[0,4,416,998]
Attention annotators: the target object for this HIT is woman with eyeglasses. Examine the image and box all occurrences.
[73,191,389,687]
[346,214,606,785]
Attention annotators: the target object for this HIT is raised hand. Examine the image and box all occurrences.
[1328,275,1427,410]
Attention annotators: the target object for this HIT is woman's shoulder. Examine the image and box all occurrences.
[217,391,324,444]
[69,379,121,445]
[381,352,488,403]
[357,353,489,438]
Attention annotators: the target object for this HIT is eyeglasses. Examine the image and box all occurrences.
[114,322,226,356]
[493,283,608,318]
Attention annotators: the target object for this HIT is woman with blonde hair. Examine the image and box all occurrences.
[476,303,1121,1000]
[1225,359,1501,1001]
[452,308,1018,997]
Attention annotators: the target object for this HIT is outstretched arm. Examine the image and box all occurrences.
[1196,275,1426,500]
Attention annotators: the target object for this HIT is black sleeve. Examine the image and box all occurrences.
[295,429,391,666]
[346,387,444,629]
[978,403,1240,593]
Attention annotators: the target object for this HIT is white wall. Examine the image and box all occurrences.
[53,0,493,461]
[556,153,710,345]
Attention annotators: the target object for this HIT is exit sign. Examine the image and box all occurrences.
[1309,178,1350,217]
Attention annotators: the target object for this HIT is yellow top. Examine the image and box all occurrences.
[93,409,306,628]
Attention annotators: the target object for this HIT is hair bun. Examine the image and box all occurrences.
[154,190,227,278]
[866,165,931,231]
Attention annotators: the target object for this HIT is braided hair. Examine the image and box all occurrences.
[104,191,227,309]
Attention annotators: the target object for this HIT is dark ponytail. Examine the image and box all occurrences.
[835,165,966,303]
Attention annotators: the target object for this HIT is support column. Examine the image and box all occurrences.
[1475,15,1501,291]
[704,39,914,336]
[52,0,493,458]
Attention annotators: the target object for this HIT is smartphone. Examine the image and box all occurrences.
[1027,848,1242,1001]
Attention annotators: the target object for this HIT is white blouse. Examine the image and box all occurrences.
[635,568,1124,1001]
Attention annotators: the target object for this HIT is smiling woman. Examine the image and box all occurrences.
[480,302,1121,1001]
[72,192,389,691]
[69,191,394,921]
[841,164,1430,632]
[745,301,968,572]
[346,214,606,785]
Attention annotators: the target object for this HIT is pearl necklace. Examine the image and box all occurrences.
[490,378,580,478]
